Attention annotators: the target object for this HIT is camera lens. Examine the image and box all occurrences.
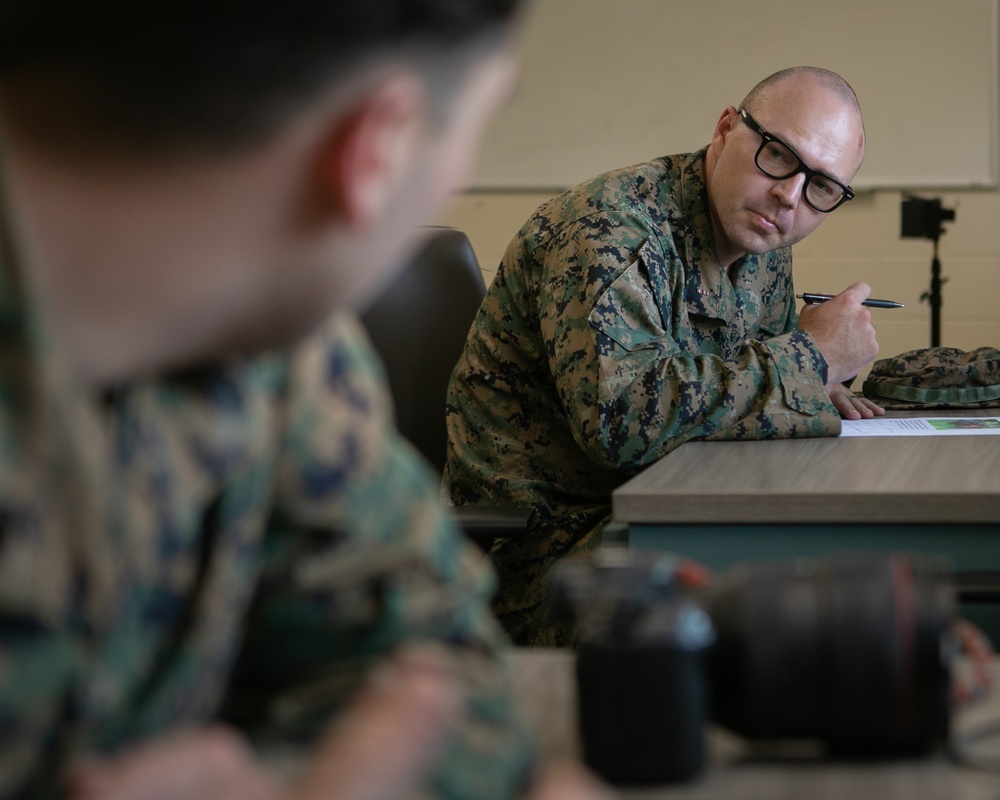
[704,553,955,753]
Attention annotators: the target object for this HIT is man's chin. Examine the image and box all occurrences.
[736,231,781,257]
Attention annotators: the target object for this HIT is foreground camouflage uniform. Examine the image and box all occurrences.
[443,150,840,645]
[0,215,533,797]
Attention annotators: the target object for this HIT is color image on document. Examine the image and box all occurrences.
[928,418,1000,431]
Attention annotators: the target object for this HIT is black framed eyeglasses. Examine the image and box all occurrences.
[738,108,855,213]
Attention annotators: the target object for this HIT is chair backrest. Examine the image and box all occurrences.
[360,227,486,476]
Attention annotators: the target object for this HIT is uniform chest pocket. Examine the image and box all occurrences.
[588,245,670,353]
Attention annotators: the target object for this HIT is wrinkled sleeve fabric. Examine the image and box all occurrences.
[224,314,535,800]
[539,215,839,473]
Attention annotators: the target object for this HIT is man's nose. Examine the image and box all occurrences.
[771,172,807,208]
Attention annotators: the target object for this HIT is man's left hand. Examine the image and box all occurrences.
[826,382,884,420]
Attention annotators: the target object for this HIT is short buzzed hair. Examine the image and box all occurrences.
[0,0,523,155]
[740,66,861,118]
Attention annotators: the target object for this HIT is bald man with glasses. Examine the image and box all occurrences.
[444,66,884,646]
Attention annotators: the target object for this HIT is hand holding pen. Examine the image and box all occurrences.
[796,283,885,420]
[796,282,881,386]
[797,292,904,309]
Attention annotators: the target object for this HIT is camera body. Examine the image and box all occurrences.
[555,550,715,785]
[555,550,957,786]
[901,195,956,239]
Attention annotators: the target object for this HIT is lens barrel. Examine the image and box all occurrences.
[704,553,955,753]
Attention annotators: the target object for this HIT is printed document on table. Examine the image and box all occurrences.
[840,417,1000,437]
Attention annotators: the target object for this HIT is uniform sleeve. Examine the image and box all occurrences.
[222,313,535,800]
[537,217,840,472]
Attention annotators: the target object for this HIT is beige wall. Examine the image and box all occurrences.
[432,0,999,383]
[438,187,1000,379]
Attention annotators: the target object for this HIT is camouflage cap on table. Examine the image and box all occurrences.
[862,346,1000,409]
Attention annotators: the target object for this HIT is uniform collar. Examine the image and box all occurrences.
[677,150,766,323]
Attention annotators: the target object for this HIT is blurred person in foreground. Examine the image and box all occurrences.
[0,2,605,798]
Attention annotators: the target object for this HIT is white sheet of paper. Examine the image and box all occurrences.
[840,416,1000,437]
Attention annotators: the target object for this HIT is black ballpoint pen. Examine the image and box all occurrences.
[796,292,904,309]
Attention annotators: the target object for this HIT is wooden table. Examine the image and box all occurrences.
[512,648,1000,799]
[611,410,1000,635]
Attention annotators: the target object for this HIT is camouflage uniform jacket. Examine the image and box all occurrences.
[0,213,533,798]
[443,150,840,629]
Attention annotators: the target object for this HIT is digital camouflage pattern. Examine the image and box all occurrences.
[0,211,534,798]
[443,150,840,645]
[862,346,1000,409]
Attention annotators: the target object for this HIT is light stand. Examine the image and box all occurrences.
[900,196,956,348]
[921,234,945,348]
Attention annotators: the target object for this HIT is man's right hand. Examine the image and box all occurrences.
[797,282,880,385]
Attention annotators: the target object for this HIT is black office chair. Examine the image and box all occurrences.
[360,227,530,551]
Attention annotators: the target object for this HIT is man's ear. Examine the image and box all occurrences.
[710,105,739,155]
[317,74,427,229]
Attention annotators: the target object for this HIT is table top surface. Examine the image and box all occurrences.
[512,648,1000,800]
[613,410,1000,525]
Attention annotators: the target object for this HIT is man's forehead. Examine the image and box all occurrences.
[752,89,864,179]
